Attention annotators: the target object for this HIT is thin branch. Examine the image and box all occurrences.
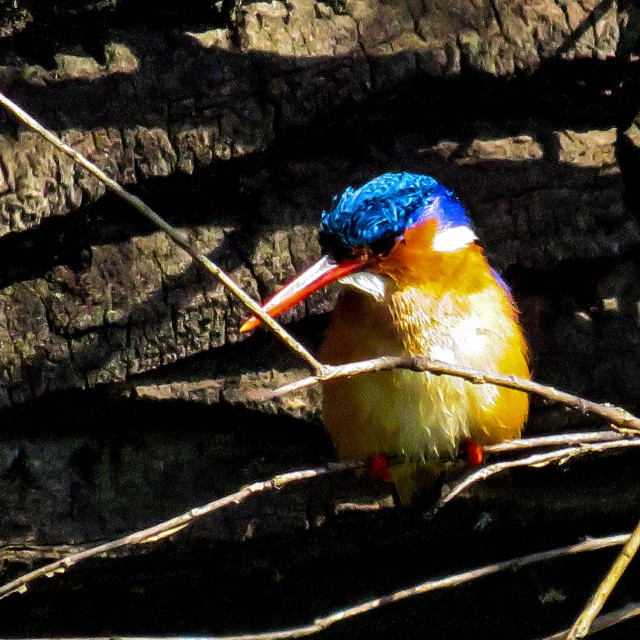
[438,438,640,509]
[0,462,362,601]
[540,601,640,640]
[0,535,630,640]
[484,430,632,454]
[8,601,640,640]
[0,90,323,375]
[272,356,640,431]
[566,515,640,639]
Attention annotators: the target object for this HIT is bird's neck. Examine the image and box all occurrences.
[380,243,496,300]
[323,245,517,365]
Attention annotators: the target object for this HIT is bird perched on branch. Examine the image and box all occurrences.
[241,172,529,502]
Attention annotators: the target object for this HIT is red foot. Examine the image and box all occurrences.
[368,454,393,483]
[466,441,484,466]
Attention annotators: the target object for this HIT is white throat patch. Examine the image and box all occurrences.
[432,226,477,252]
[338,272,387,301]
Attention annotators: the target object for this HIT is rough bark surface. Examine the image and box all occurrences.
[2,1,640,638]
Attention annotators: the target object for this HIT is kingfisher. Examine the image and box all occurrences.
[241,172,529,502]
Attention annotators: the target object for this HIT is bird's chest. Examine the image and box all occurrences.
[322,285,493,365]
[389,286,495,366]
[320,286,499,460]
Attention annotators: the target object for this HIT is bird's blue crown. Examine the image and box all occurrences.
[320,172,472,251]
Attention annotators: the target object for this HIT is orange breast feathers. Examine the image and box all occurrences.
[320,218,529,463]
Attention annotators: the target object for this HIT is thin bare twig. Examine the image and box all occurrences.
[540,601,640,639]
[272,356,640,431]
[438,439,640,509]
[0,90,323,375]
[6,600,640,640]
[566,515,640,639]
[484,430,632,454]
[0,462,362,601]
[0,535,630,640]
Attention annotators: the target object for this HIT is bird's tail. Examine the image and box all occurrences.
[390,459,452,506]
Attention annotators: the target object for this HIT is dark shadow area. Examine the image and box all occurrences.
[0,390,332,541]
[505,244,640,408]
[0,384,322,437]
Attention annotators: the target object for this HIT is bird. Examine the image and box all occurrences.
[240,172,529,503]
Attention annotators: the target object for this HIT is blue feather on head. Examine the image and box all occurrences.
[320,172,472,254]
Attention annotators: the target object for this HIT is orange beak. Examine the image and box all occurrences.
[239,253,369,332]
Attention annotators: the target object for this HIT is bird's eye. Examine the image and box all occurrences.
[319,231,350,262]
[368,232,396,257]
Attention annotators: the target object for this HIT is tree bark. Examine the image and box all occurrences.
[2,1,640,636]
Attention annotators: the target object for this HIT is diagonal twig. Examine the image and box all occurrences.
[437,438,640,509]
[566,515,640,639]
[0,89,323,375]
